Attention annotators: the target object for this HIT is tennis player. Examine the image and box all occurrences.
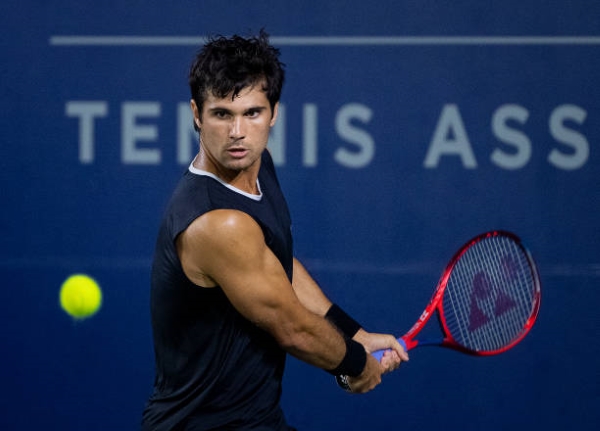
[141,30,408,431]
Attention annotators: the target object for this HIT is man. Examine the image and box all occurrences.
[142,31,408,430]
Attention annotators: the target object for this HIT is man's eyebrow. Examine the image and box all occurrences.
[207,106,232,113]
[245,106,267,112]
[208,105,267,113]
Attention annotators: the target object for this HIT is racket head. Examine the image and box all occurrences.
[437,231,541,355]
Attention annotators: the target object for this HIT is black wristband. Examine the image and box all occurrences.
[326,337,367,377]
[325,304,362,338]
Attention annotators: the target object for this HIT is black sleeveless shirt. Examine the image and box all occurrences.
[142,152,294,430]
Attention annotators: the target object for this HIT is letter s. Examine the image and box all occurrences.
[548,104,589,170]
[490,104,531,170]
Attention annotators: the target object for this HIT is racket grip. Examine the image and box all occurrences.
[372,338,407,361]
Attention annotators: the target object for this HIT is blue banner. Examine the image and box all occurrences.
[2,1,599,429]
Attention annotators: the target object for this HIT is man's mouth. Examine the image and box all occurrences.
[227,147,249,158]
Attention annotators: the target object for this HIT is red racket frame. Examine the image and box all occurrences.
[399,231,541,355]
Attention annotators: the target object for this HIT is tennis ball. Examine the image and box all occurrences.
[59,274,103,319]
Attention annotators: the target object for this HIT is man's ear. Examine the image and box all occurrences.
[190,99,201,129]
[270,102,279,127]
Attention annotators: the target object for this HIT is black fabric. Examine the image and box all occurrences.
[325,304,362,338]
[142,152,294,431]
[326,338,367,378]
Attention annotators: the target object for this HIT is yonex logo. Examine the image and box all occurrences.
[468,263,517,332]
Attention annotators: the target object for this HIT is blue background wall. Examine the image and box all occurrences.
[2,1,599,429]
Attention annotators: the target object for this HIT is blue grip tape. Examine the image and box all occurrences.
[372,338,407,361]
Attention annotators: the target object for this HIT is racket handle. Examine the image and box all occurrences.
[372,338,407,361]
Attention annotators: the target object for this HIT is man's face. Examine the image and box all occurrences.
[192,85,278,174]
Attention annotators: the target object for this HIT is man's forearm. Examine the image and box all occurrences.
[291,258,332,316]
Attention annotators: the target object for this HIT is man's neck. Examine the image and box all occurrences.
[192,153,261,195]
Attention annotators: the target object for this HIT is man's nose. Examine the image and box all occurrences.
[229,117,245,139]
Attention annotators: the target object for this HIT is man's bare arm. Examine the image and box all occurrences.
[291,257,409,372]
[291,258,332,316]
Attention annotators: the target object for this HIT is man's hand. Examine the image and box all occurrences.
[342,329,409,393]
[354,329,409,373]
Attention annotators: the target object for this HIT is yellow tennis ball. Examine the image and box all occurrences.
[59,274,102,319]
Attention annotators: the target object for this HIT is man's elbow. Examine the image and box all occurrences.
[271,320,313,353]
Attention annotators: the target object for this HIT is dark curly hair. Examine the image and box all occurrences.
[188,29,286,130]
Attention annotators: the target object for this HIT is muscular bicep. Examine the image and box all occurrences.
[177,209,301,333]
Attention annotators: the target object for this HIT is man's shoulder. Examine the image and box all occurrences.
[186,209,261,244]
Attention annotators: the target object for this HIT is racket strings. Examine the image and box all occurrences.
[443,235,537,352]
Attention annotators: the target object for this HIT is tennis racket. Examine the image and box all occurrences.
[373,230,541,359]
